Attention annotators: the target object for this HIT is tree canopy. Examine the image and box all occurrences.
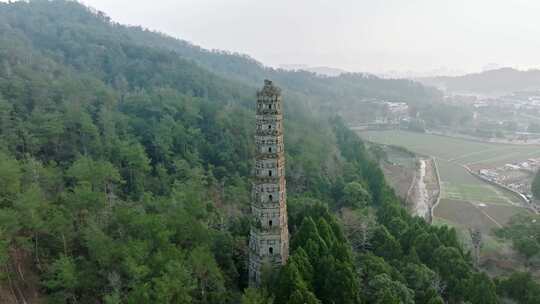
[532,170,540,200]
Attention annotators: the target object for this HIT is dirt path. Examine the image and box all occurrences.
[430,158,442,221]
[412,159,430,218]
[409,158,440,221]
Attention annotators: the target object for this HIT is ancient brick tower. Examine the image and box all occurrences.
[249,80,289,286]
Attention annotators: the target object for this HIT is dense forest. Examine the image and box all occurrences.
[0,1,535,303]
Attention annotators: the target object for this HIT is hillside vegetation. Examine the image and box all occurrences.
[0,1,533,303]
[419,67,540,95]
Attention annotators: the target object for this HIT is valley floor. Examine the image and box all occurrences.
[359,130,540,276]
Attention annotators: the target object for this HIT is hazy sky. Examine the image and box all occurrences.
[74,0,540,74]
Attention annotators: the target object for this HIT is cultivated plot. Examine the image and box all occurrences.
[361,130,540,166]
[358,130,537,238]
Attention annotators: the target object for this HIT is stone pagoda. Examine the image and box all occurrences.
[248,80,289,286]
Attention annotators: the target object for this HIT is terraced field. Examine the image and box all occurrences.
[359,130,537,241]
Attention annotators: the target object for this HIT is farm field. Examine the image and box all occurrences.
[359,131,538,207]
[358,130,538,256]
[379,146,417,201]
[360,130,540,166]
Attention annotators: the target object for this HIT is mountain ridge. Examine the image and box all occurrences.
[418,67,540,95]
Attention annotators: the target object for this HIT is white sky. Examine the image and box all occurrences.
[25,0,540,73]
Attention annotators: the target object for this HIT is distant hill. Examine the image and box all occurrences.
[304,66,347,77]
[418,67,540,95]
[378,67,467,79]
[279,65,348,77]
[116,25,442,108]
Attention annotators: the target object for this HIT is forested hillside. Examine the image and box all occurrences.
[419,67,540,95]
[117,21,443,108]
[0,1,526,303]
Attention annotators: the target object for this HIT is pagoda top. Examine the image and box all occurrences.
[257,79,281,97]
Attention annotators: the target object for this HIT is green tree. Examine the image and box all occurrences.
[115,139,151,198]
[66,156,122,195]
[0,208,20,271]
[43,256,79,303]
[413,232,442,266]
[189,246,225,303]
[371,226,402,261]
[402,263,441,304]
[496,214,540,261]
[341,181,372,208]
[275,259,313,304]
[513,237,540,260]
[497,272,540,304]
[433,246,471,302]
[367,274,414,304]
[0,152,21,203]
[288,286,321,304]
[465,272,499,304]
[241,288,273,304]
[152,260,196,304]
[532,170,540,200]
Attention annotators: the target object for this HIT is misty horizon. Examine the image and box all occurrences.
[66,0,540,77]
